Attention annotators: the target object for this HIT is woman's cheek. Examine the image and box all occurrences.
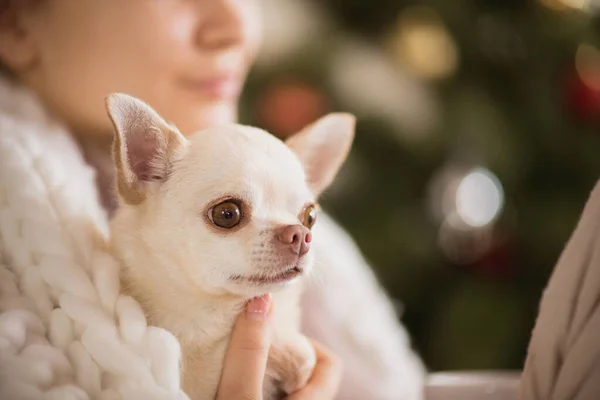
[240,2,264,62]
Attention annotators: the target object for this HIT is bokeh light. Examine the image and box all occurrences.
[456,168,505,229]
[575,43,600,91]
[539,0,592,12]
[388,6,459,81]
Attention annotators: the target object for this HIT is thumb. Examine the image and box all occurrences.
[217,294,273,400]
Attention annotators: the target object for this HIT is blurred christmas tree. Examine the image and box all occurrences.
[240,0,600,371]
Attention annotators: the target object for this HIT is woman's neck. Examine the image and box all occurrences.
[75,132,118,216]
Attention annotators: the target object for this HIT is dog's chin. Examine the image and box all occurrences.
[226,265,306,297]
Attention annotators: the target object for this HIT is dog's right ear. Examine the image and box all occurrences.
[106,93,188,205]
[285,113,355,197]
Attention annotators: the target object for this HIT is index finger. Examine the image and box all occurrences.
[216,294,274,400]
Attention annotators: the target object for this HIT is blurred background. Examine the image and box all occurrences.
[239,0,600,372]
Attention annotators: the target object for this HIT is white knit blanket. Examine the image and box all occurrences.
[0,79,188,400]
[0,78,425,400]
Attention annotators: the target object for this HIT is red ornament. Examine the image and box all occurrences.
[256,78,331,139]
[438,220,516,279]
[465,235,516,279]
[563,69,600,123]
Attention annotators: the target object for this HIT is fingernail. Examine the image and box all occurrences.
[246,293,271,321]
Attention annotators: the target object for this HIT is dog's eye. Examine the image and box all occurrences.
[302,205,317,229]
[211,201,242,229]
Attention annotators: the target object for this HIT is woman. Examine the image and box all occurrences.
[0,0,425,399]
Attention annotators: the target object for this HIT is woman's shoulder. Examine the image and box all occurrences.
[0,77,110,237]
[0,78,70,166]
[0,77,50,125]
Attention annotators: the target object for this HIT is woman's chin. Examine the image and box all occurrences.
[178,102,238,136]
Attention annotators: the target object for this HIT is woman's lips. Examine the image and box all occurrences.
[181,74,241,100]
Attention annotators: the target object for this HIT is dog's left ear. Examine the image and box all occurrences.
[286,113,355,196]
[106,93,188,205]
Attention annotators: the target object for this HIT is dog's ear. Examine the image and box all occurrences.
[286,113,355,196]
[106,93,188,205]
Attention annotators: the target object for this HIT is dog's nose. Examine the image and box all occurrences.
[275,224,312,256]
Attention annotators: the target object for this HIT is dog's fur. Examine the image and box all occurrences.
[105,94,354,399]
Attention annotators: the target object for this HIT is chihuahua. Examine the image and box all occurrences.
[105,94,354,399]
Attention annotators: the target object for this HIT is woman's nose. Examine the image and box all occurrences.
[196,0,245,50]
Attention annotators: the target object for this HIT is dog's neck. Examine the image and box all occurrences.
[116,248,245,345]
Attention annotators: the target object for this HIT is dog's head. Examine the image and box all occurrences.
[106,94,354,298]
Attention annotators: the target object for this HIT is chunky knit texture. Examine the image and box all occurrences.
[0,79,188,400]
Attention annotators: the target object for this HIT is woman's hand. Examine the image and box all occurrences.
[284,338,343,400]
[216,294,273,400]
[216,294,343,400]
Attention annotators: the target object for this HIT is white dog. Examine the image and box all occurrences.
[105,94,355,399]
